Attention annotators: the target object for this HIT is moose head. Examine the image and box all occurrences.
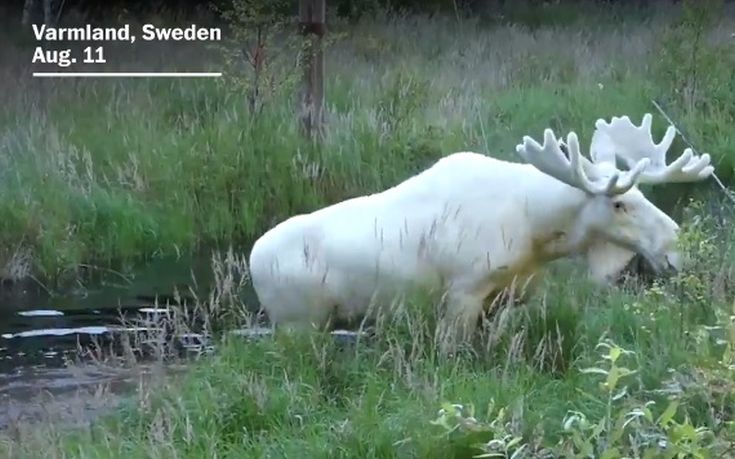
[516,113,714,284]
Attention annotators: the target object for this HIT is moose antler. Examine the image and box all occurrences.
[591,113,714,184]
[516,128,650,196]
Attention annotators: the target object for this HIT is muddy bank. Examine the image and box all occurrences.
[0,362,181,431]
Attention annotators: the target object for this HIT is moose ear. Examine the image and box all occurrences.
[584,239,637,284]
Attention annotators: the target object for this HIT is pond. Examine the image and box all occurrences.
[0,187,716,429]
[0,248,368,430]
[0,252,248,429]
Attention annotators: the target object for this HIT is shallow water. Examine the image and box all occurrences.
[0,250,369,430]
[0,252,235,429]
[0,237,672,431]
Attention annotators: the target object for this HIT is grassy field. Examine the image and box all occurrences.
[1,1,734,285]
[2,0,735,457]
[2,200,735,457]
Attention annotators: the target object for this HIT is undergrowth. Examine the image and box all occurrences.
[1,3,735,454]
[0,1,733,286]
[1,195,735,457]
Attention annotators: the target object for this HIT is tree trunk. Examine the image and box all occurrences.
[43,0,54,25]
[22,0,59,26]
[22,0,37,25]
[298,0,326,141]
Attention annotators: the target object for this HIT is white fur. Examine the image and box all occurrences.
[250,114,714,348]
[249,152,681,343]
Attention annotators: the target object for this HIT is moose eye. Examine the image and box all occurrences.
[613,201,626,212]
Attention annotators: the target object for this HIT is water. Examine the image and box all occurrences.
[0,250,366,430]
[0,234,678,430]
[0,252,230,429]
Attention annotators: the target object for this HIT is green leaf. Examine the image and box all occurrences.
[616,367,637,377]
[606,367,638,392]
[506,436,523,449]
[611,413,627,443]
[676,421,699,441]
[591,419,606,439]
[642,404,654,423]
[606,367,621,391]
[609,346,623,363]
[657,400,679,428]
[600,447,621,459]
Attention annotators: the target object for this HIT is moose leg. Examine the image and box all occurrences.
[438,288,486,355]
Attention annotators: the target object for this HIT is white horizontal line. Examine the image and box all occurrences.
[32,72,222,78]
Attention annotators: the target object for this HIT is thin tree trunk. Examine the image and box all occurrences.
[22,0,37,25]
[43,0,53,25]
[298,0,326,141]
[22,0,59,26]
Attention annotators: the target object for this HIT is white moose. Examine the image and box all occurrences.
[248,113,714,346]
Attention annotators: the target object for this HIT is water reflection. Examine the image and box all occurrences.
[0,253,222,429]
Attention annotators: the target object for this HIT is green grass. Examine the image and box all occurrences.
[1,2,734,285]
[1,2,735,456]
[3,203,735,456]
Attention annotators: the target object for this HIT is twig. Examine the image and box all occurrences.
[28,273,54,297]
[77,263,134,285]
[650,98,735,205]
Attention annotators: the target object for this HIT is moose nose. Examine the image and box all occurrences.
[665,251,682,272]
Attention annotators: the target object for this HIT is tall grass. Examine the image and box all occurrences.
[2,192,735,457]
[2,3,735,456]
[1,2,733,285]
